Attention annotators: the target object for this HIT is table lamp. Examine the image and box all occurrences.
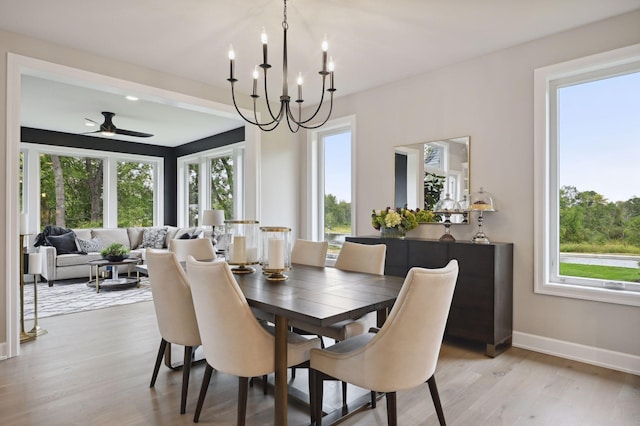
[469,187,496,244]
[202,209,225,245]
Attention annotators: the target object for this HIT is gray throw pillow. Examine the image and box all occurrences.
[140,227,168,249]
[77,237,103,253]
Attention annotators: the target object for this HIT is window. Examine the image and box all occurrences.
[22,143,163,230]
[534,44,640,306]
[308,116,355,259]
[178,144,244,226]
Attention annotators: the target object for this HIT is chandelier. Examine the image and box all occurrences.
[227,0,336,132]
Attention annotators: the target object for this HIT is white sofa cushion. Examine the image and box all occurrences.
[91,228,131,248]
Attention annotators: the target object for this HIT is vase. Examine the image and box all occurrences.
[380,225,406,239]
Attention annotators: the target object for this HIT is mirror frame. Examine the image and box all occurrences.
[394,136,470,224]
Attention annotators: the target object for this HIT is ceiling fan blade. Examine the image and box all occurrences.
[115,128,154,138]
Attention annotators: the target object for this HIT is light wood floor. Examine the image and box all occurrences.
[1,301,638,425]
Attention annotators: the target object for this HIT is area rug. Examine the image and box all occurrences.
[22,276,153,320]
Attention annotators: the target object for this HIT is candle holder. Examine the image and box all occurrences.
[224,220,260,274]
[27,252,47,337]
[19,234,35,343]
[469,187,496,244]
[433,193,463,242]
[260,227,291,281]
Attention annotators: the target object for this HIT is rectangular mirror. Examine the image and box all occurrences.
[394,136,470,223]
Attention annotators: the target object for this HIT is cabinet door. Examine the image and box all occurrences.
[408,240,449,269]
[446,243,497,342]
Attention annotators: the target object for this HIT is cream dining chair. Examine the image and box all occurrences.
[185,256,321,424]
[146,249,202,415]
[291,239,329,267]
[168,238,215,262]
[310,260,459,426]
[290,241,387,342]
[289,241,386,404]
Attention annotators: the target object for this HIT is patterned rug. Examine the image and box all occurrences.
[22,276,152,320]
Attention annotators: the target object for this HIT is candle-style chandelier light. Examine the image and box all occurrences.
[227,0,336,132]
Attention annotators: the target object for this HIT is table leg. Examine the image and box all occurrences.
[274,315,288,426]
[95,265,100,293]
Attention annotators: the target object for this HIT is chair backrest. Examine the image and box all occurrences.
[145,249,201,347]
[358,260,458,392]
[186,257,276,378]
[334,241,386,275]
[168,238,215,262]
[291,239,328,267]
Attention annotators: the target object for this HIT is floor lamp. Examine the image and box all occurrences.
[28,252,47,337]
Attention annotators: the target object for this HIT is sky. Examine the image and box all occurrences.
[324,132,351,203]
[558,70,640,203]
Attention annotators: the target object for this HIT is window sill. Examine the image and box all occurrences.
[534,281,640,307]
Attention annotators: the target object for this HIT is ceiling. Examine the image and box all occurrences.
[2,0,639,147]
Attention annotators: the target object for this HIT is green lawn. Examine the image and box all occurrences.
[560,263,640,282]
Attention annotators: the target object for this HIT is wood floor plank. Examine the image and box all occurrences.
[1,301,638,425]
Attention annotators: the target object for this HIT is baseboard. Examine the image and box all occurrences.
[513,331,640,376]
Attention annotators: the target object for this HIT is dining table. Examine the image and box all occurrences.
[140,260,405,425]
[232,263,405,426]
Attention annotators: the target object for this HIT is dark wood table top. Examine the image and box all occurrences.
[234,264,405,327]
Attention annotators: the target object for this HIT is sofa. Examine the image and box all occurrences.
[38,226,201,286]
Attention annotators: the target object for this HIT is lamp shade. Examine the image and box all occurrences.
[202,209,225,227]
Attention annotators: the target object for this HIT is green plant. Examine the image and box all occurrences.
[371,207,418,231]
[100,243,130,258]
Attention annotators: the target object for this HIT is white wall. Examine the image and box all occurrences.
[307,11,640,367]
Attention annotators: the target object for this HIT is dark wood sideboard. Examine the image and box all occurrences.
[346,236,514,357]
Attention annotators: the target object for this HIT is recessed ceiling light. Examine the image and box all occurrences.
[125,95,139,101]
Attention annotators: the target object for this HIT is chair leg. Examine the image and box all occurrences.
[427,375,446,426]
[385,391,397,426]
[263,374,268,395]
[312,369,325,426]
[238,377,249,426]
[370,391,377,408]
[150,338,168,387]
[341,381,348,406]
[193,364,214,423]
[309,367,316,424]
[180,345,194,414]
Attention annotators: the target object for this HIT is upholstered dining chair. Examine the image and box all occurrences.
[291,239,329,267]
[310,260,459,426]
[291,241,387,342]
[168,238,215,262]
[146,249,202,415]
[185,256,321,424]
[289,241,386,404]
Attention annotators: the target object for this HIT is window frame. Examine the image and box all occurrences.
[306,116,356,253]
[20,142,164,230]
[177,142,245,226]
[533,43,640,307]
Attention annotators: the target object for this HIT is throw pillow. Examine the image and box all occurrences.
[77,237,103,253]
[140,227,168,249]
[177,229,202,239]
[45,231,79,254]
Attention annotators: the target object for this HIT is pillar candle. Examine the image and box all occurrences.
[231,236,246,263]
[20,213,28,235]
[29,253,41,275]
[268,238,285,270]
[247,247,258,263]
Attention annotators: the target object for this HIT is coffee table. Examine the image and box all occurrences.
[87,258,142,293]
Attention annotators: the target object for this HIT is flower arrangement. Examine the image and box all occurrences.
[371,207,418,233]
[414,208,437,223]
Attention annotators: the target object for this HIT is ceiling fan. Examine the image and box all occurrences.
[84,111,153,138]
